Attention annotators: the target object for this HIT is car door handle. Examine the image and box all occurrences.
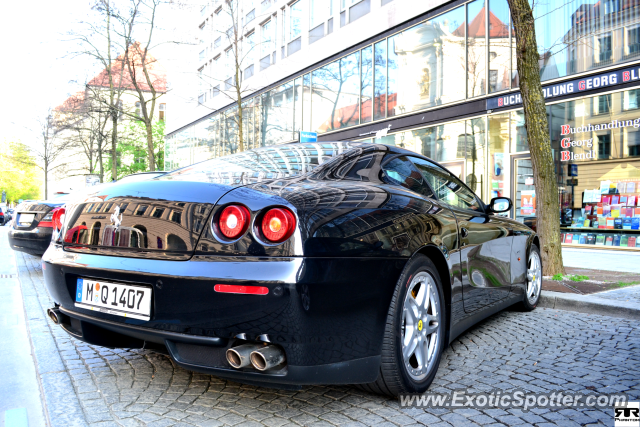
[460,227,469,238]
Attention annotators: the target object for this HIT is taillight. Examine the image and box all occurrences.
[52,207,66,230]
[218,205,250,239]
[261,208,296,243]
[39,209,55,227]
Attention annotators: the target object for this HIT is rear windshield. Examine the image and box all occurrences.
[161,142,361,184]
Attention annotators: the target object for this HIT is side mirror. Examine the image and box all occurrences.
[489,197,512,214]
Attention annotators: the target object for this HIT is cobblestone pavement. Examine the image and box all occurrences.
[12,248,640,427]
[595,286,640,304]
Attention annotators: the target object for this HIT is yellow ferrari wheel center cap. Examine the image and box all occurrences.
[418,320,423,331]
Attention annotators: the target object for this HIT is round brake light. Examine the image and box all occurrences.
[52,207,66,230]
[261,208,296,243]
[218,205,250,239]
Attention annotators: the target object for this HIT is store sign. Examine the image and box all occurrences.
[486,64,640,110]
[300,131,318,142]
[559,118,640,161]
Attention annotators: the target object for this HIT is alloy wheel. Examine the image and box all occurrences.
[526,250,542,305]
[401,272,441,381]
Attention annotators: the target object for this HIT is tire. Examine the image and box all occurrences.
[358,254,446,396]
[519,244,542,311]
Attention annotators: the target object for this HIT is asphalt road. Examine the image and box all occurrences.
[3,226,639,427]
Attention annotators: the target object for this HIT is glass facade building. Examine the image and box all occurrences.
[167,0,640,250]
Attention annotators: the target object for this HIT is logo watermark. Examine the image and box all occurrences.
[399,389,629,413]
[615,402,640,427]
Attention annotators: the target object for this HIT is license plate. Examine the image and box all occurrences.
[18,213,35,226]
[75,278,152,320]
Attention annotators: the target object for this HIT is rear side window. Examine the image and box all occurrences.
[410,157,483,212]
[381,156,435,198]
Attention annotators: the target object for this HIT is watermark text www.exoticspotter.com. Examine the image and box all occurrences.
[399,389,628,412]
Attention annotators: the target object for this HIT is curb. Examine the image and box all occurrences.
[539,290,640,320]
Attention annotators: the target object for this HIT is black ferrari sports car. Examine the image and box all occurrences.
[42,141,541,396]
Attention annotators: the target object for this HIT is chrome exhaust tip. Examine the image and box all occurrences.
[250,345,286,371]
[47,308,61,325]
[226,344,262,369]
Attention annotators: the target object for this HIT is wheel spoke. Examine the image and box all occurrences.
[415,281,427,307]
[423,321,439,336]
[403,334,418,359]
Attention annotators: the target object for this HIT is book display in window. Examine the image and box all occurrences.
[562,179,640,250]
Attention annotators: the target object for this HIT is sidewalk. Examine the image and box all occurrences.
[0,228,47,427]
[537,247,640,320]
[562,246,640,273]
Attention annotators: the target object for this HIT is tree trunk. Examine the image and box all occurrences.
[111,113,118,181]
[145,119,156,171]
[99,151,104,183]
[44,162,48,200]
[508,0,564,275]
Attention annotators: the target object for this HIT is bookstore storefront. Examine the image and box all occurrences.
[358,83,640,251]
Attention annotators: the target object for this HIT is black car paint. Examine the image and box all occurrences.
[42,142,537,387]
[8,201,63,256]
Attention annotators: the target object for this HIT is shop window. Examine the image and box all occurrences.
[387,35,399,117]
[597,134,612,159]
[311,52,360,133]
[467,0,487,98]
[373,40,387,121]
[361,45,373,124]
[488,0,510,93]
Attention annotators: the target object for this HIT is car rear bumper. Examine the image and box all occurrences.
[42,245,405,385]
[9,226,53,255]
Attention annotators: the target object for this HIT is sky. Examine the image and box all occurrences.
[0,0,198,149]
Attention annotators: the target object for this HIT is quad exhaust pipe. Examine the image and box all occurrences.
[226,344,286,371]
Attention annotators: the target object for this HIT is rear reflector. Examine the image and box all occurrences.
[214,284,269,295]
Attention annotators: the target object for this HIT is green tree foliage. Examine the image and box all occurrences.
[105,120,164,180]
[0,142,42,203]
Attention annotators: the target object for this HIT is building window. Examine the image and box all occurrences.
[310,0,331,29]
[245,31,255,66]
[246,8,255,24]
[593,94,611,115]
[171,211,182,223]
[151,208,165,218]
[212,85,220,97]
[624,89,640,110]
[261,20,273,66]
[289,1,302,41]
[159,103,166,121]
[628,129,640,157]
[135,102,141,116]
[597,33,612,63]
[261,0,270,12]
[597,134,611,159]
[628,25,640,56]
[489,70,498,93]
[199,50,205,62]
[214,37,221,49]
